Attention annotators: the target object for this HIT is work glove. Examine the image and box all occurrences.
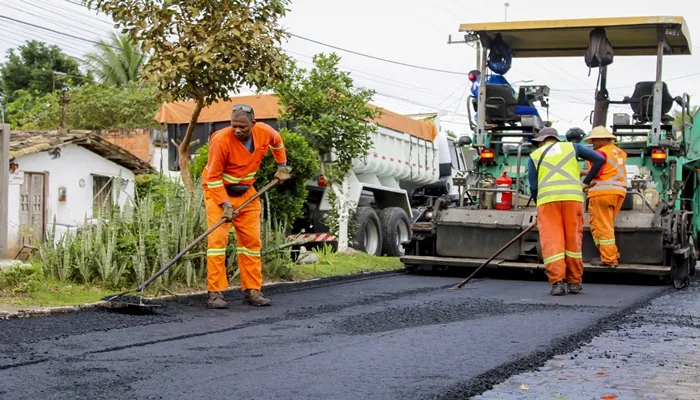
[274,166,292,182]
[221,202,237,221]
[582,182,597,193]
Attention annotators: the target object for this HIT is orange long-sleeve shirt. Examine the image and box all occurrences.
[202,122,287,205]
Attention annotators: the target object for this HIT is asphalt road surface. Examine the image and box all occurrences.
[0,272,669,400]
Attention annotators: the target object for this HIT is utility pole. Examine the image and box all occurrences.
[0,124,9,259]
[59,89,70,131]
[504,2,510,22]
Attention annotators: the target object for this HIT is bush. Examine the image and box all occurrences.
[0,262,42,294]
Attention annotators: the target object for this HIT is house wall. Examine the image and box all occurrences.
[102,129,152,163]
[7,144,136,256]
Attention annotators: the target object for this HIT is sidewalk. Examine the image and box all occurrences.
[474,281,700,400]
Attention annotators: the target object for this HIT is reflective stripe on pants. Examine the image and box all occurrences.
[538,201,584,284]
[588,194,625,266]
[204,188,263,292]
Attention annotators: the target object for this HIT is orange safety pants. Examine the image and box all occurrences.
[588,194,625,266]
[204,188,262,292]
[537,201,584,284]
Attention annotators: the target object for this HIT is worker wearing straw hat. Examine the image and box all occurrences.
[583,126,628,268]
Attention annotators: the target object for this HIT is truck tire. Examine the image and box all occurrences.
[379,207,412,257]
[353,207,383,256]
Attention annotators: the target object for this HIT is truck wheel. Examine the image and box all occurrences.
[353,207,382,256]
[379,207,412,257]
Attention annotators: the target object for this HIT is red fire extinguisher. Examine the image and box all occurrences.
[495,172,513,210]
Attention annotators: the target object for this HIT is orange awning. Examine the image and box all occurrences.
[154,94,438,142]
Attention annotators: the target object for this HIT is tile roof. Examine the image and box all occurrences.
[9,130,155,174]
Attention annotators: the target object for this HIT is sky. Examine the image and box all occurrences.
[1,0,699,137]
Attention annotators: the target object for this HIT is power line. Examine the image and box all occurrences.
[289,33,470,76]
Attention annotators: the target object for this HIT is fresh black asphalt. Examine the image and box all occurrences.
[0,273,668,400]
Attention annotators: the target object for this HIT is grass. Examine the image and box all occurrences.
[0,251,404,309]
[0,281,113,308]
[292,249,404,280]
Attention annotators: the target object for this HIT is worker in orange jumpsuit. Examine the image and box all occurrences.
[202,104,291,309]
[528,127,605,295]
[582,126,627,268]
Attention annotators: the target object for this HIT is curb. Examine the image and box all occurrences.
[0,268,406,320]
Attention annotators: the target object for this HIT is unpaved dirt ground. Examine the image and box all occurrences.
[0,272,675,399]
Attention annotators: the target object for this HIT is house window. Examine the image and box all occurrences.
[93,175,114,216]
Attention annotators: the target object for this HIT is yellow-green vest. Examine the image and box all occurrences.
[530,142,584,205]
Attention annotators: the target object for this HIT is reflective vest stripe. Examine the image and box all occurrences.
[590,157,626,194]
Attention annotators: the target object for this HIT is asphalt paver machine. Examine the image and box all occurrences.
[402,17,699,287]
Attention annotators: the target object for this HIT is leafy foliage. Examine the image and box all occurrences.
[275,53,381,180]
[6,82,160,130]
[85,0,292,193]
[65,82,160,130]
[5,90,60,130]
[274,53,380,244]
[0,40,89,103]
[189,129,319,227]
[84,33,147,86]
[672,105,699,133]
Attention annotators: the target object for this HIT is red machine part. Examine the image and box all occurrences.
[495,172,513,210]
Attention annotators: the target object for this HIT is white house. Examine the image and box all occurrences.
[6,130,154,258]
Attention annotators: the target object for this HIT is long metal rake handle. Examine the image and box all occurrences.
[453,218,538,289]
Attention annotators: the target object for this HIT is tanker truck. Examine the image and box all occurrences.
[155,94,469,258]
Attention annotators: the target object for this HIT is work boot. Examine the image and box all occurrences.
[591,258,616,268]
[243,289,271,307]
[550,281,566,296]
[207,292,228,309]
[567,283,583,294]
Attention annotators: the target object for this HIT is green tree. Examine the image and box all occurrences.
[85,0,291,194]
[6,90,60,130]
[0,41,88,102]
[6,82,160,130]
[274,53,381,250]
[65,82,160,130]
[84,33,147,86]
[673,105,699,133]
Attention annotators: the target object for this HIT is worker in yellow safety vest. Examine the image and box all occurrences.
[582,126,627,268]
[528,127,605,295]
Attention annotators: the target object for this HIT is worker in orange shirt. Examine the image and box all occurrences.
[202,104,291,309]
[582,126,627,268]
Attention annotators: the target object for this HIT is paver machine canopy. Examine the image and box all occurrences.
[403,16,699,288]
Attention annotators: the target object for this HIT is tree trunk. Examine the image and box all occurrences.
[178,97,205,195]
[331,179,350,252]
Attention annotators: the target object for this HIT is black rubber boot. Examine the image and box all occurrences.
[591,258,616,268]
[207,292,228,309]
[243,289,272,307]
[567,283,583,294]
[550,281,566,296]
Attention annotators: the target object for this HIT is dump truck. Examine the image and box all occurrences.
[402,16,698,288]
[155,94,469,258]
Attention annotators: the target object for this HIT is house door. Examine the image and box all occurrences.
[19,173,46,245]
